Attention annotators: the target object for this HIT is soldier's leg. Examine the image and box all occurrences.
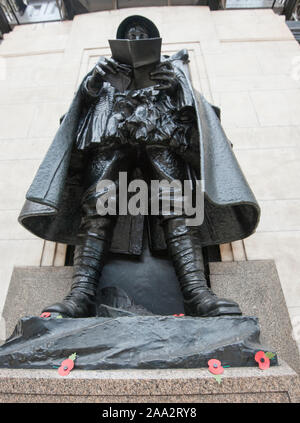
[145,146,241,317]
[42,146,135,318]
[43,216,114,318]
[163,217,241,316]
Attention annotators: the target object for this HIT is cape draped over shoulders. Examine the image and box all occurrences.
[18,49,260,252]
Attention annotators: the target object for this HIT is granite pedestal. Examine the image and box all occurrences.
[0,360,298,403]
[1,260,299,402]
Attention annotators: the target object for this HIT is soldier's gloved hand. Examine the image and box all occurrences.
[88,58,131,92]
[87,58,118,92]
[150,61,178,94]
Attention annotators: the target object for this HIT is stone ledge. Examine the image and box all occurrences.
[0,360,298,403]
[210,260,300,375]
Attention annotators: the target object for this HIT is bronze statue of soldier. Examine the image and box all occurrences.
[19,16,260,319]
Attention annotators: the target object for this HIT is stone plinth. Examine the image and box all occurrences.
[210,260,300,375]
[0,361,298,403]
[1,260,300,402]
[3,261,300,373]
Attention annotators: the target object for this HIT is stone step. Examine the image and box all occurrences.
[0,360,298,403]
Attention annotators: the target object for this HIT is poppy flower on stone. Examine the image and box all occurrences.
[40,312,51,318]
[173,314,185,317]
[255,351,270,370]
[208,359,224,375]
[58,358,74,376]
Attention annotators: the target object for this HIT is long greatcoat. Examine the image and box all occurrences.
[18,49,260,254]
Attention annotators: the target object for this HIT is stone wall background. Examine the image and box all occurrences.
[0,6,299,349]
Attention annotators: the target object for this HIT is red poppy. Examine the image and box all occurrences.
[173,314,185,317]
[40,312,51,318]
[208,359,224,375]
[255,351,270,370]
[58,359,74,376]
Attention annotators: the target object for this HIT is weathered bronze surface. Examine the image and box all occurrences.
[0,313,277,370]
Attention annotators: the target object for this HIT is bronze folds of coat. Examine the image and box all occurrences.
[18,50,260,254]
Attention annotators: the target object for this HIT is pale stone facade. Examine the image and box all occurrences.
[0,6,299,348]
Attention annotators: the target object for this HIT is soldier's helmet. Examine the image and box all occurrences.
[116,15,160,40]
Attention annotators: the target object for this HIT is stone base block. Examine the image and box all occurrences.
[0,361,298,403]
[3,261,300,373]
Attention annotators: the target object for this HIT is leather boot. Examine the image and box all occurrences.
[42,217,113,318]
[164,217,242,317]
